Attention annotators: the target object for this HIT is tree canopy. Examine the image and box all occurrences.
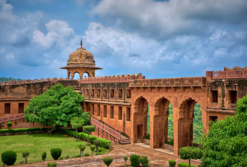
[24,83,85,128]
[201,94,247,167]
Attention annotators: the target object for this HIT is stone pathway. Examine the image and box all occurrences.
[14,143,201,167]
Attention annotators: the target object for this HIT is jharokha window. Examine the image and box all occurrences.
[127,89,131,98]
[91,89,95,97]
[110,89,114,98]
[97,89,100,98]
[119,89,122,99]
[103,90,107,98]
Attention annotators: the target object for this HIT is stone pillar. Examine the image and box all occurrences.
[173,107,179,155]
[150,105,155,149]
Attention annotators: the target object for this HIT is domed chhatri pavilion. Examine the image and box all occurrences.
[60,40,102,79]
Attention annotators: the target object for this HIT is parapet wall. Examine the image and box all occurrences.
[206,66,247,80]
[80,73,145,84]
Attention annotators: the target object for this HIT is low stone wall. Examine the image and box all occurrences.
[143,139,174,151]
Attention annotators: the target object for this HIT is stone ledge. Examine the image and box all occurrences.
[84,100,131,105]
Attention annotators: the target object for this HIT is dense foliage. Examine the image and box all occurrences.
[42,152,47,161]
[169,160,176,167]
[139,156,149,167]
[50,148,62,160]
[103,157,113,167]
[0,77,22,83]
[24,84,85,129]
[147,103,203,143]
[130,155,140,167]
[1,150,17,165]
[201,94,247,167]
[180,147,203,167]
[47,162,57,167]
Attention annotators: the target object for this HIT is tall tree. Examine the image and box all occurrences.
[201,94,247,166]
[24,83,85,134]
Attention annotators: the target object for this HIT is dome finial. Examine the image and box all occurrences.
[80,39,83,47]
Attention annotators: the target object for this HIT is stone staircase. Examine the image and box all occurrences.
[90,117,131,145]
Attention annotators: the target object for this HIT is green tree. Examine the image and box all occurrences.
[83,125,95,144]
[22,152,30,164]
[79,144,86,157]
[201,94,247,167]
[90,145,96,156]
[180,147,202,167]
[24,83,85,134]
[71,117,84,140]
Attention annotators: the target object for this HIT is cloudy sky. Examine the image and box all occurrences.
[0,0,247,80]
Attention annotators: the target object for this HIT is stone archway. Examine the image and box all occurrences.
[178,98,198,151]
[153,97,170,148]
[133,96,149,143]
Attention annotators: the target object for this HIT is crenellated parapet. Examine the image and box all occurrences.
[80,73,145,84]
[0,78,70,86]
[129,77,206,88]
[206,66,247,80]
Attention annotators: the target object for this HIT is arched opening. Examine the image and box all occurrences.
[134,97,148,143]
[153,97,170,148]
[178,98,203,151]
[83,72,89,78]
[73,72,80,80]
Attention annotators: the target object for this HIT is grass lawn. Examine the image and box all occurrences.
[0,134,106,165]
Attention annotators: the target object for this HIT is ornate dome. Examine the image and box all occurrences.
[67,46,95,67]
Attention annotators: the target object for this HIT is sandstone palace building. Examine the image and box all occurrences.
[1,43,247,155]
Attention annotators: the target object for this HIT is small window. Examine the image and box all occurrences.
[229,91,237,103]
[211,90,218,103]
[127,89,131,98]
[5,103,10,114]
[110,106,114,119]
[103,90,107,97]
[118,107,122,120]
[18,103,24,113]
[110,89,114,98]
[97,89,100,98]
[103,105,107,117]
[119,89,122,98]
[97,104,100,116]
[91,89,94,97]
[126,107,131,121]
[209,116,218,127]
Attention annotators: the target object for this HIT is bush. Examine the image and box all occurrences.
[96,152,100,155]
[139,156,149,167]
[103,157,113,167]
[0,128,47,135]
[65,155,70,159]
[50,148,62,160]
[47,162,57,167]
[180,147,203,167]
[165,139,174,146]
[42,152,47,161]
[123,156,128,167]
[130,155,140,167]
[177,162,197,167]
[58,157,63,160]
[169,160,176,167]
[90,145,96,155]
[1,150,17,165]
[7,121,12,129]
[94,140,101,152]
[79,144,86,157]
[85,153,90,156]
[20,161,25,164]
[22,152,30,164]
[98,147,107,155]
[145,134,150,140]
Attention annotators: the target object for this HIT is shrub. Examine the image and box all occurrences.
[7,121,12,129]
[177,162,197,167]
[85,153,90,156]
[96,152,100,155]
[89,136,97,144]
[169,160,176,167]
[94,140,101,152]
[90,145,96,155]
[180,147,203,167]
[59,157,63,160]
[79,144,86,157]
[139,156,149,167]
[47,162,57,167]
[98,147,107,155]
[72,155,81,158]
[145,134,150,140]
[165,139,174,146]
[83,125,95,144]
[20,161,25,164]
[42,152,47,161]
[130,155,140,167]
[123,156,128,167]
[50,148,62,160]
[0,128,47,135]
[103,157,113,167]
[1,150,17,165]
[22,152,30,164]
[65,155,70,159]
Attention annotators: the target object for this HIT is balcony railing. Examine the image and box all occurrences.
[0,113,24,124]
[206,70,247,79]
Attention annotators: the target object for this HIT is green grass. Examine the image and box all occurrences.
[0,134,106,165]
